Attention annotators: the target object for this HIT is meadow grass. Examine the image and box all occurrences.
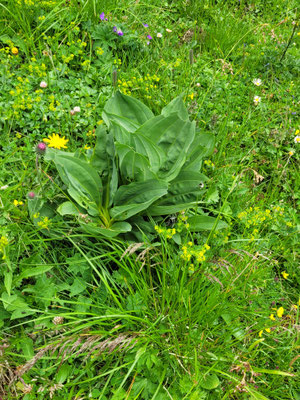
[0,0,299,399]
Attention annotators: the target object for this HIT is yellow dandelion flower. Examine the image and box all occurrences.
[43,133,68,149]
[281,271,289,279]
[277,307,284,318]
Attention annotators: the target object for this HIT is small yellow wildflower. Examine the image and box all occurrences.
[84,145,91,150]
[269,314,276,321]
[11,47,18,55]
[43,133,68,150]
[259,330,263,337]
[13,200,23,206]
[265,328,271,333]
[289,151,294,156]
[37,216,51,229]
[281,271,289,279]
[277,307,284,318]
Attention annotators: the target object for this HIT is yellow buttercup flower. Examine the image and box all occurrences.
[281,271,289,279]
[43,134,68,149]
[269,314,276,321]
[11,47,18,55]
[265,328,271,333]
[277,307,284,318]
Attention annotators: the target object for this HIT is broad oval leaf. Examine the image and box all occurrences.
[188,215,228,231]
[148,171,207,215]
[80,221,132,238]
[110,180,168,220]
[199,374,220,390]
[103,91,153,128]
[161,95,189,121]
[55,154,103,207]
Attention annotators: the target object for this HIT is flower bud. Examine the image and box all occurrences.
[27,191,36,199]
[36,142,47,155]
[40,81,47,88]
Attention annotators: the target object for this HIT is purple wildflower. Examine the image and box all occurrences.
[27,191,36,199]
[147,34,152,40]
[36,142,47,155]
[100,12,105,21]
[143,23,149,27]
[113,26,117,32]
[117,30,123,36]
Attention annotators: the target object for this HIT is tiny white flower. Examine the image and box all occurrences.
[294,135,300,144]
[73,106,81,113]
[166,28,172,33]
[157,33,162,38]
[40,81,47,88]
[0,185,9,190]
[70,109,76,116]
[196,83,201,87]
[253,95,261,105]
[252,78,262,86]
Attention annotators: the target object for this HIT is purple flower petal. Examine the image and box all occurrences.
[113,26,117,32]
[100,12,105,21]
[143,23,149,27]
[147,34,152,40]
[117,30,123,36]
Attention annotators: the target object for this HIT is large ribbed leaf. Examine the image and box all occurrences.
[148,171,207,215]
[91,126,118,207]
[188,215,228,231]
[135,113,195,181]
[80,221,132,238]
[132,133,165,173]
[110,180,168,221]
[115,143,155,181]
[103,91,153,128]
[157,117,196,181]
[55,154,102,207]
[161,95,189,121]
[102,112,140,133]
[184,132,215,171]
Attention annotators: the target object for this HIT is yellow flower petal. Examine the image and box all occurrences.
[277,307,284,318]
[269,314,276,321]
[259,330,263,337]
[265,328,271,333]
[43,133,68,150]
[281,271,289,279]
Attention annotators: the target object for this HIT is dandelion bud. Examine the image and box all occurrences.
[36,142,47,155]
[40,81,47,88]
[27,191,36,199]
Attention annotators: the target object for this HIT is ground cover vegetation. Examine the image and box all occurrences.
[0,0,299,398]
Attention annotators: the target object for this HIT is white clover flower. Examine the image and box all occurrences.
[73,106,81,113]
[40,81,47,88]
[157,33,162,38]
[294,135,300,144]
[253,95,261,105]
[253,78,262,86]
